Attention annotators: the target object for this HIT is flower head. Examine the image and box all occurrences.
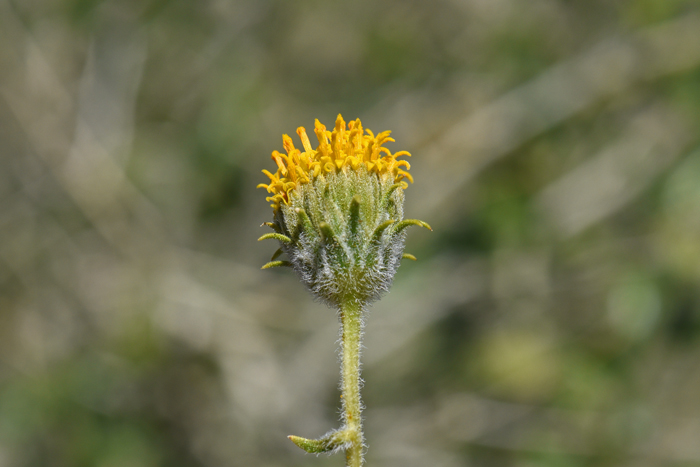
[258,115,430,307]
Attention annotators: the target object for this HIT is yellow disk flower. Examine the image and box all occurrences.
[257,114,413,210]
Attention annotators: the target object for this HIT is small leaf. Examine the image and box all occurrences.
[288,435,334,453]
[261,260,291,270]
[288,429,351,454]
[402,253,417,261]
[258,233,292,243]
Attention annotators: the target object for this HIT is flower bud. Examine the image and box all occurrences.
[258,115,430,308]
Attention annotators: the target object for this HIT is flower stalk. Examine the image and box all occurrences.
[340,299,364,467]
[287,299,365,465]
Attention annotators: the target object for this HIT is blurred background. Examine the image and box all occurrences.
[2,0,700,466]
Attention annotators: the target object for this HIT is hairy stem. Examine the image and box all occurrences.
[340,300,364,467]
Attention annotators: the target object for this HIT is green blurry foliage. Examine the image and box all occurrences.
[3,0,700,466]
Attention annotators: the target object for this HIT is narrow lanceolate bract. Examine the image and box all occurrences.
[258,114,431,467]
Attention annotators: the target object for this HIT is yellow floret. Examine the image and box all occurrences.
[258,114,412,209]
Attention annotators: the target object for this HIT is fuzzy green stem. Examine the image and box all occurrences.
[340,299,364,467]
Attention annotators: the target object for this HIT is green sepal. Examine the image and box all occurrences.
[348,195,361,242]
[402,253,417,261]
[258,233,292,243]
[365,220,396,266]
[270,248,283,261]
[288,429,351,453]
[294,208,316,240]
[261,221,281,233]
[268,168,425,307]
[319,222,336,242]
[261,260,291,270]
[393,219,432,234]
[370,219,395,244]
[383,183,402,206]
